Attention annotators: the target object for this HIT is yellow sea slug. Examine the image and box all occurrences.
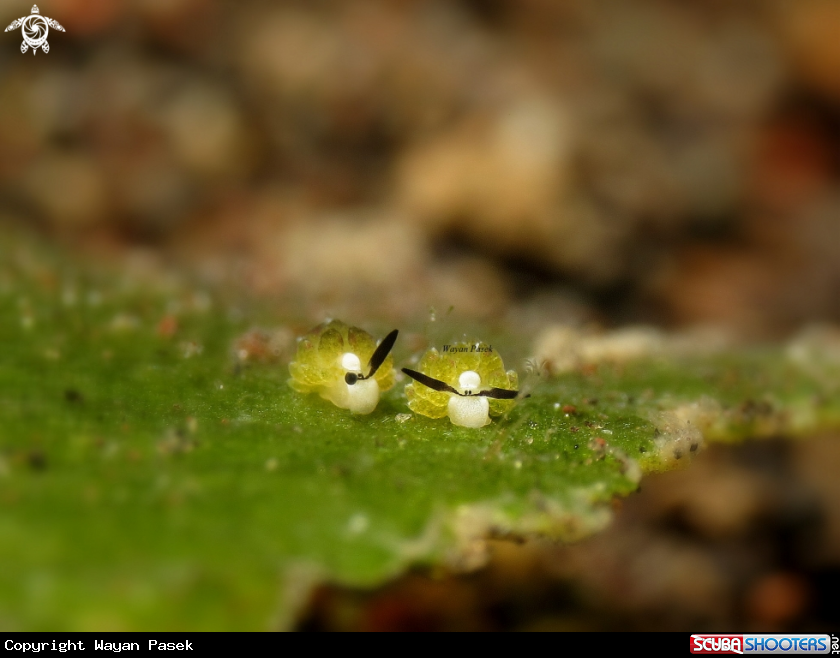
[288,320,398,414]
[402,342,518,428]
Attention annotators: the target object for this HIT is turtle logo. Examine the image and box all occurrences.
[5,5,65,54]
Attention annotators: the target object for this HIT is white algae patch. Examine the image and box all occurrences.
[651,410,703,468]
[786,324,840,375]
[533,325,730,374]
[395,488,615,573]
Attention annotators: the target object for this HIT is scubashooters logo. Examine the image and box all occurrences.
[691,635,831,655]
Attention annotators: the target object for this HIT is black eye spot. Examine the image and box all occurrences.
[345,373,358,385]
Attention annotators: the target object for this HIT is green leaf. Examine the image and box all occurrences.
[1,229,839,630]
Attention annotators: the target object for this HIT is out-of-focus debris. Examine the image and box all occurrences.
[6,0,834,330]
[532,325,731,375]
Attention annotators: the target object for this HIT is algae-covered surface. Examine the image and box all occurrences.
[2,230,840,630]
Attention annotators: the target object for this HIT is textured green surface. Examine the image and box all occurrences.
[2,231,840,630]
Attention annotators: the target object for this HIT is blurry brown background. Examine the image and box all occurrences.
[2,0,840,631]
[3,0,840,334]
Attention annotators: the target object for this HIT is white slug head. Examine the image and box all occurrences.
[326,375,380,415]
[334,351,380,414]
[458,370,481,394]
[448,394,490,428]
[288,321,397,415]
[341,352,362,373]
[445,371,489,426]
